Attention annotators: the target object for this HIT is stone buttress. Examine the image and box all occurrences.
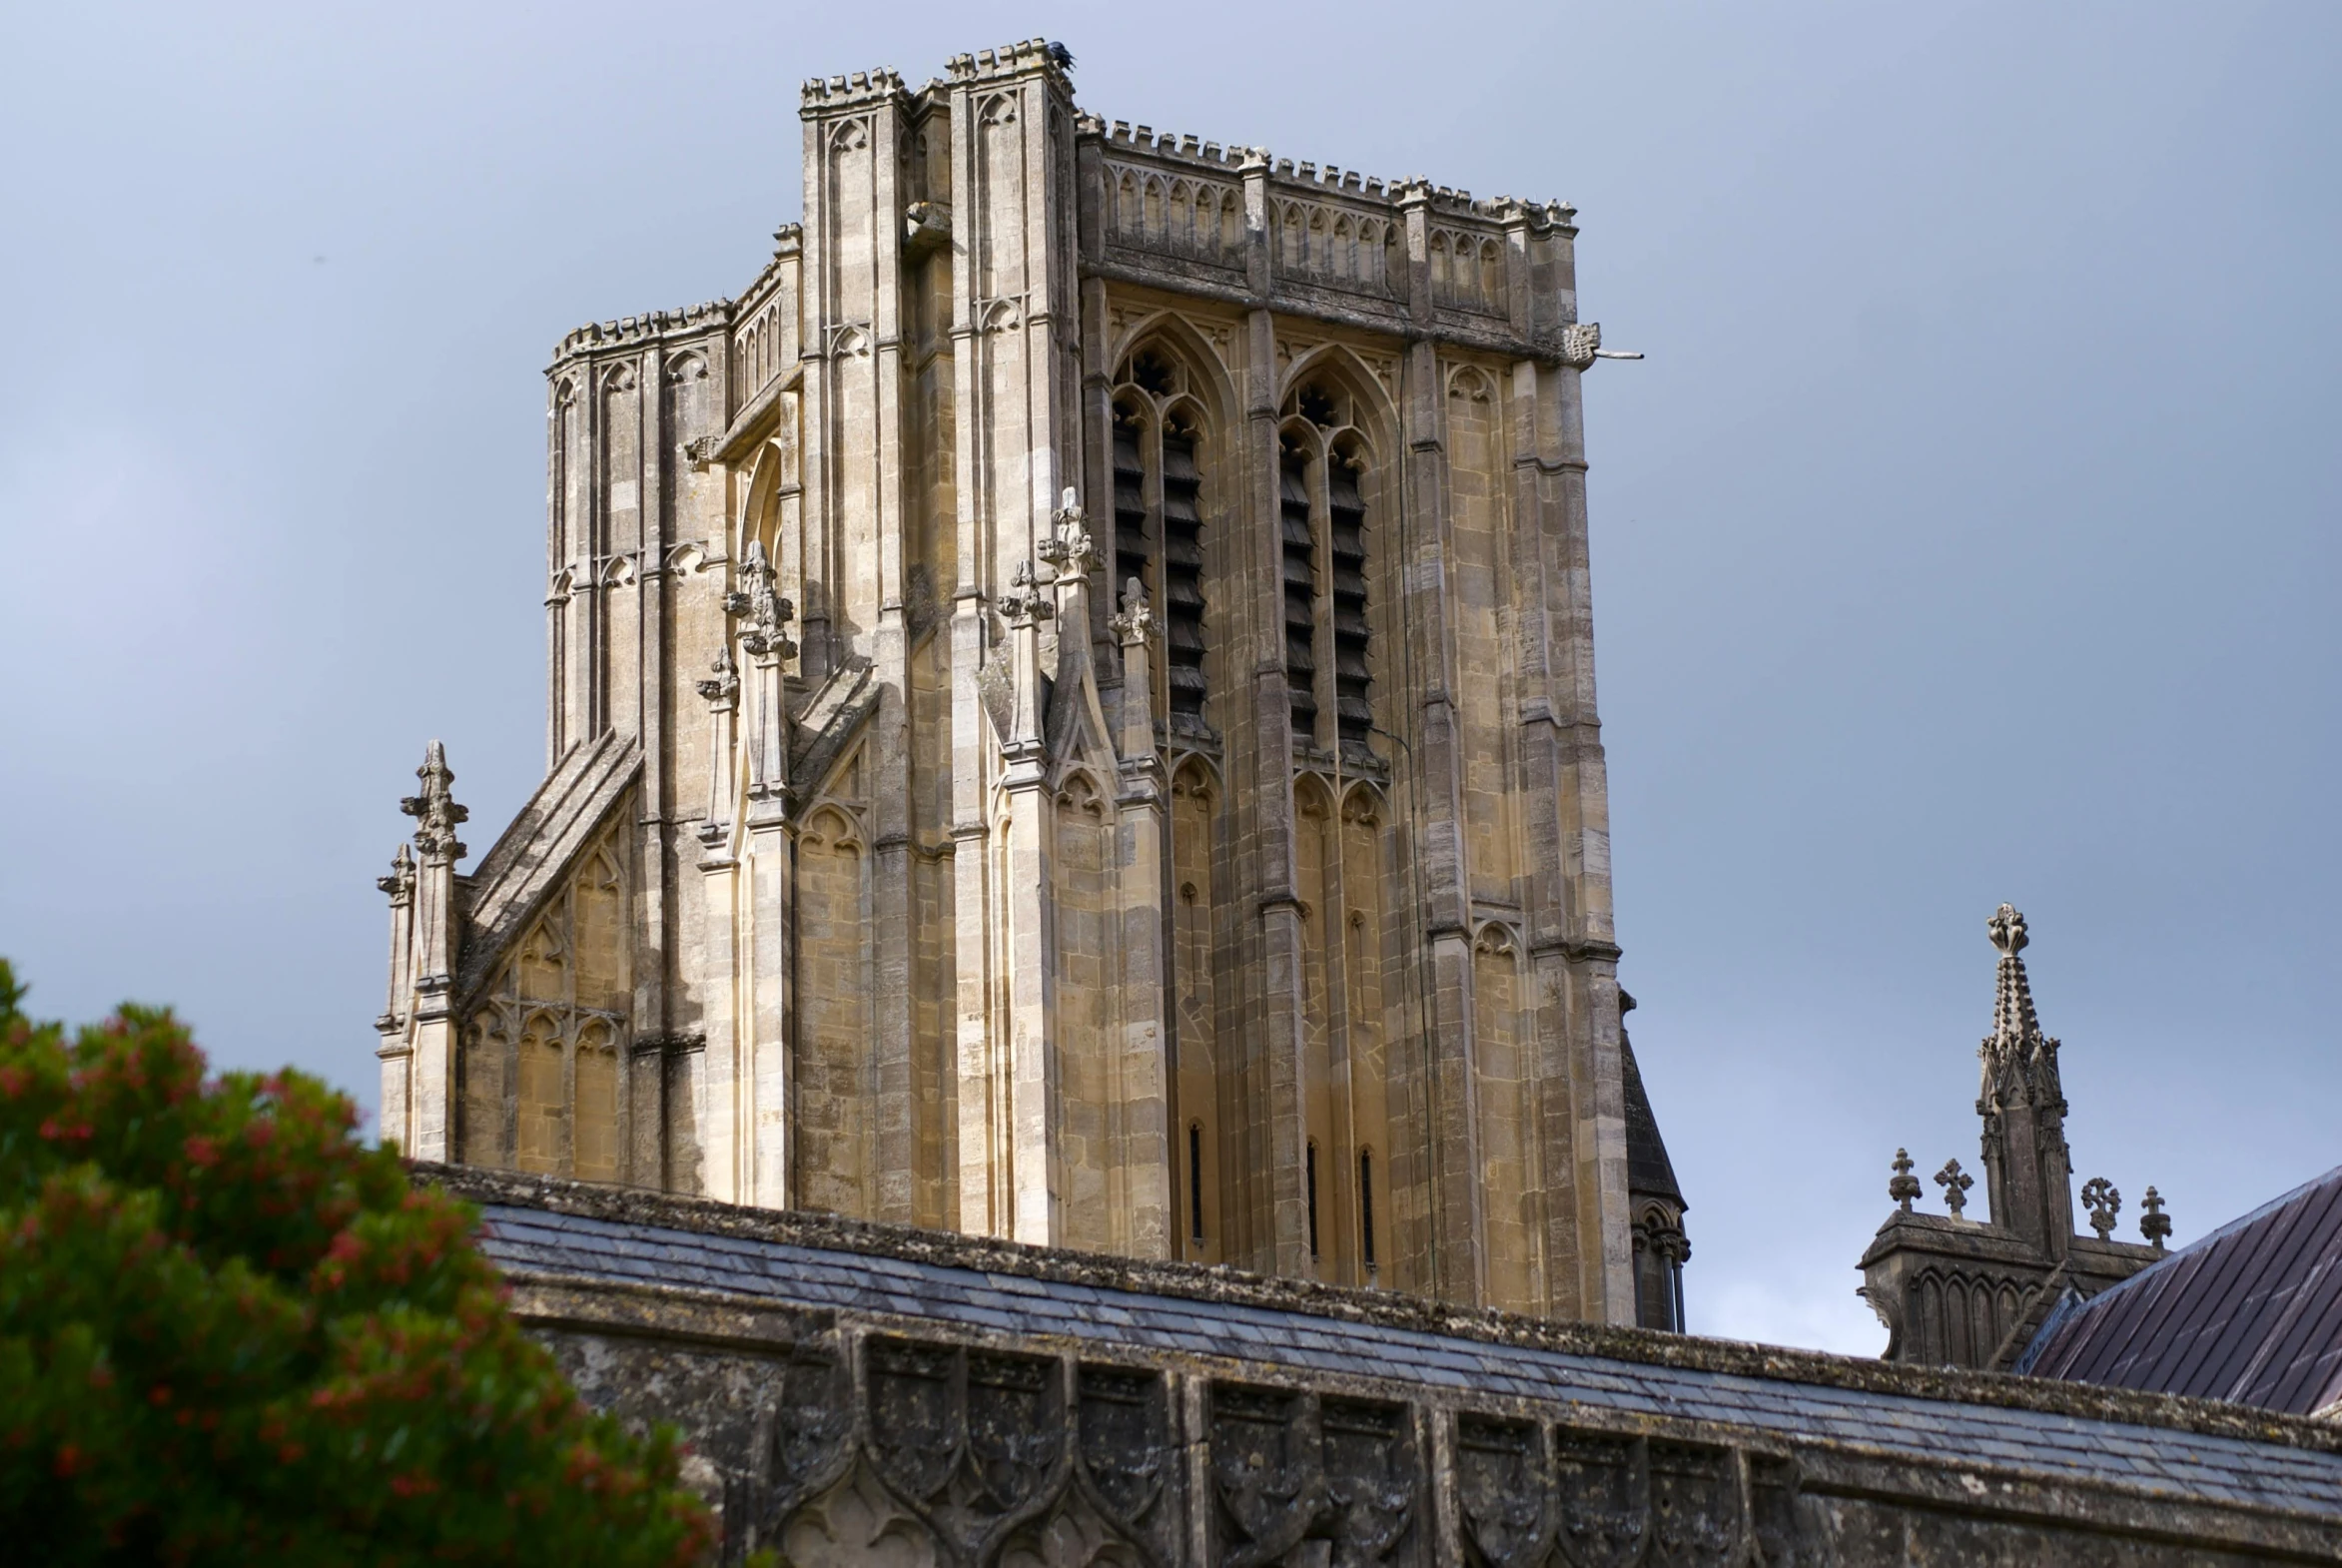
[375,39,1654,1324]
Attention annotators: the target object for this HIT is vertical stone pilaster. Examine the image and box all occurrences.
[630,343,668,1188]
[375,845,416,1154]
[1107,576,1172,1258]
[398,742,467,1164]
[696,849,742,1203]
[743,799,791,1208]
[999,566,1057,1242]
[944,44,1084,1242]
[1525,303,1634,1321]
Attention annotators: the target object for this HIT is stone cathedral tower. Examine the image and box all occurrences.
[375,39,1672,1325]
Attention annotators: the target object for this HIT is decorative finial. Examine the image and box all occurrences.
[376,842,415,901]
[999,560,1054,625]
[1889,1149,1922,1213]
[1934,1159,1973,1220]
[2140,1186,2172,1252]
[1988,903,2028,957]
[1039,488,1098,579]
[696,643,739,709]
[723,540,797,659]
[1982,901,2048,1055]
[1109,575,1156,645]
[398,740,468,862]
[2081,1176,2121,1240]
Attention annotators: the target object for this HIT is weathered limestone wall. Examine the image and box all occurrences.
[378,38,1645,1327]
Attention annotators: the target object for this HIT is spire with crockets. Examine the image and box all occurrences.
[1976,904,2075,1257]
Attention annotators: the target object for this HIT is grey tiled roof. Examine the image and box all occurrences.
[475,1202,2342,1517]
[1620,1027,1682,1207]
[2023,1165,2342,1415]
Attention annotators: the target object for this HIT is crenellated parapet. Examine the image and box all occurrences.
[550,301,733,366]
[799,67,908,108]
[945,38,1074,86]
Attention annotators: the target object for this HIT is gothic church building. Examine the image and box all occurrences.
[375,39,1686,1328]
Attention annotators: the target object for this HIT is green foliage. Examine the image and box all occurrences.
[0,959,719,1566]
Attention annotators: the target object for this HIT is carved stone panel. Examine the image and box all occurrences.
[1208,1384,1424,1568]
[865,1336,1072,1565]
[1645,1443,1741,1568]
[1552,1430,1646,1568]
[1746,1456,1801,1568]
[1319,1398,1419,1568]
[753,1336,857,1540]
[1454,1416,1552,1568]
[1210,1384,1324,1568]
[1075,1364,1178,1564]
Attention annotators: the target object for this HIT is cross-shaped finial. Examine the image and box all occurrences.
[1934,1159,1973,1220]
[1889,1149,1922,1213]
[2140,1185,2172,1253]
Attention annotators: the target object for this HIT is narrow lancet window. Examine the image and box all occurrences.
[1359,1149,1377,1271]
[1279,440,1316,740]
[1327,448,1371,753]
[1280,379,1373,757]
[1112,349,1212,733]
[1188,1122,1205,1244]
[1161,414,1207,722]
[1305,1139,1321,1259]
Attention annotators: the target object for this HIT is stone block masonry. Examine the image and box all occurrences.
[436,1165,2342,1566]
[376,36,1669,1329]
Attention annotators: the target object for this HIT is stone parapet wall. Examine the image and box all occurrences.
[433,1167,2342,1566]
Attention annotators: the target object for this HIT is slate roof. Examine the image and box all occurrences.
[1620,1030,1682,1207]
[2019,1165,2342,1416]
[471,1196,2342,1519]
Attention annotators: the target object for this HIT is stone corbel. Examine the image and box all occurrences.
[904,201,952,258]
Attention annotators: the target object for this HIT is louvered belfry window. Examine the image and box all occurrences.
[1112,350,1211,730]
[1160,417,1207,721]
[1280,379,1373,756]
[1326,452,1371,749]
[1279,441,1318,740]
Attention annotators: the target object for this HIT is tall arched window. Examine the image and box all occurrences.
[1278,378,1375,759]
[1111,347,1211,734]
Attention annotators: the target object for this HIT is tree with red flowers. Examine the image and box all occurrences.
[0,960,719,1565]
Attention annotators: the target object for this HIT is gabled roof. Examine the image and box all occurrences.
[2019,1165,2342,1416]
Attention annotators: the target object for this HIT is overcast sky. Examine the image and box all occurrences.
[3,2,2334,1354]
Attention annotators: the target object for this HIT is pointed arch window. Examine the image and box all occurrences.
[1279,378,1375,757]
[1111,348,1211,733]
